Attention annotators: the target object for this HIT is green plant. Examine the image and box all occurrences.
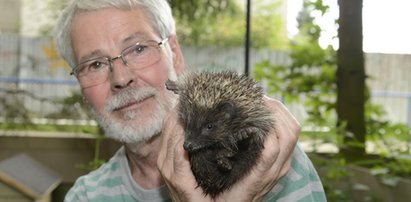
[76,127,106,172]
[173,0,288,49]
[0,89,107,172]
[254,0,410,199]
[312,155,351,202]
[0,88,34,124]
[254,0,337,130]
[46,91,91,120]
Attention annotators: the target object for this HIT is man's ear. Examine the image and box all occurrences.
[168,35,185,76]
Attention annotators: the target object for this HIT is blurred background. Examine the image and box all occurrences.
[0,0,410,201]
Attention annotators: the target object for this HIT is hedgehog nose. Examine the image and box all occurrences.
[183,141,193,151]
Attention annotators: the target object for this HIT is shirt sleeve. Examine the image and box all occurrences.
[64,176,89,202]
[264,144,327,202]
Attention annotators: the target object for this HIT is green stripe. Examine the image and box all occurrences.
[88,194,173,202]
[90,162,120,181]
[88,194,137,202]
[297,191,327,202]
[265,152,324,201]
[83,176,124,192]
[99,176,124,187]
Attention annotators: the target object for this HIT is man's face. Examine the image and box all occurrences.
[70,8,183,143]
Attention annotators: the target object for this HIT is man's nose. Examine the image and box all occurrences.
[109,57,134,91]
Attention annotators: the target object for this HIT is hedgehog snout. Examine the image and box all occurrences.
[183,140,204,152]
[183,141,194,151]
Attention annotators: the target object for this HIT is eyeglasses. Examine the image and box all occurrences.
[70,38,169,88]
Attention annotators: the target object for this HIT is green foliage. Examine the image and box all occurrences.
[46,91,91,119]
[76,158,106,172]
[255,0,411,198]
[0,90,106,171]
[40,0,288,48]
[172,0,288,48]
[255,0,410,157]
[312,155,351,202]
[171,0,238,22]
[38,0,71,35]
[250,0,288,49]
[367,119,410,150]
[76,127,106,172]
[172,0,242,46]
[254,0,337,129]
[0,121,99,134]
[0,96,33,124]
[0,87,34,124]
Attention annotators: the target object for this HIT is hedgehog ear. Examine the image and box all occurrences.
[165,79,180,94]
[218,101,236,119]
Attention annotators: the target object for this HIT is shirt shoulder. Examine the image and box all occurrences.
[265,144,327,202]
[64,147,136,202]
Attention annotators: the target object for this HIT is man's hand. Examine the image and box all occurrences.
[157,96,300,202]
[216,96,300,201]
[157,108,210,201]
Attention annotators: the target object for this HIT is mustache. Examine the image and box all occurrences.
[105,87,158,112]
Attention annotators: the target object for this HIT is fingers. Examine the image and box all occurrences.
[157,109,211,201]
[157,109,183,175]
[256,129,280,172]
[264,96,300,150]
[157,108,192,179]
[263,96,301,138]
[172,136,190,174]
[257,96,300,180]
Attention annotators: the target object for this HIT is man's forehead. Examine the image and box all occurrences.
[71,7,156,39]
[71,8,159,62]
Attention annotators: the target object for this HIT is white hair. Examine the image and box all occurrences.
[54,0,176,68]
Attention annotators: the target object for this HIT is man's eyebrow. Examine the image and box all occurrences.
[78,32,151,63]
[78,50,106,64]
[78,50,105,64]
[122,32,151,45]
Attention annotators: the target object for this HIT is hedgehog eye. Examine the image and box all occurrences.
[206,123,215,130]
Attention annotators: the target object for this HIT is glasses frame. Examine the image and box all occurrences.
[70,37,169,77]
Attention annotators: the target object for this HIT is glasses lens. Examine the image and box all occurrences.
[72,40,165,88]
[75,58,110,88]
[123,41,161,69]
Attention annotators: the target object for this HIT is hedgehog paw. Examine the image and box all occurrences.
[217,157,233,171]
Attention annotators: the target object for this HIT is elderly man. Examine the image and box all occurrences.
[55,0,326,201]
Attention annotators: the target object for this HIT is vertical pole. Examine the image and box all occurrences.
[407,96,411,127]
[245,0,251,76]
[337,0,366,161]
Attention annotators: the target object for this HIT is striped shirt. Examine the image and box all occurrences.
[64,144,326,201]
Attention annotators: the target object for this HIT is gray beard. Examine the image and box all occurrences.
[90,86,177,145]
[89,56,179,149]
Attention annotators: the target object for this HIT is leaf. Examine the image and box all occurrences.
[379,175,402,187]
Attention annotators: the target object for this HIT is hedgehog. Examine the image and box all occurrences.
[165,71,275,198]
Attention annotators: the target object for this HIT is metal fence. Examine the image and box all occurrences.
[1,34,410,126]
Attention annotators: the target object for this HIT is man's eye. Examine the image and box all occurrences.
[132,45,147,54]
[88,61,105,71]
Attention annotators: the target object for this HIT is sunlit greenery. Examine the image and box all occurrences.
[39,0,288,49]
[0,121,99,134]
[254,0,410,157]
[174,0,288,49]
[254,0,410,200]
